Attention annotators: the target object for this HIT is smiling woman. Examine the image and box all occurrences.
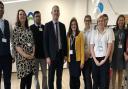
[11,9,36,89]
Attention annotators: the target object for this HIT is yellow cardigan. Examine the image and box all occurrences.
[67,32,85,65]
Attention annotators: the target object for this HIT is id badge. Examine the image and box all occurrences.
[118,44,122,48]
[98,41,103,51]
[70,50,73,55]
[98,41,102,46]
[98,46,103,51]
[39,28,43,31]
[2,38,7,43]
[27,43,32,47]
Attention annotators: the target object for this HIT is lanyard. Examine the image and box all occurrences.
[97,30,105,42]
[119,32,122,42]
[70,35,75,46]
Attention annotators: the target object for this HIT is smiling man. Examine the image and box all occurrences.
[43,5,67,89]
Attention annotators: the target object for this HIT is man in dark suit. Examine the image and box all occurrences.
[43,5,67,89]
[0,1,12,89]
[30,11,47,89]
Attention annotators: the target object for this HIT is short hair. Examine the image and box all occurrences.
[103,14,108,20]
[84,15,92,22]
[33,11,40,17]
[52,5,59,11]
[97,14,105,24]
[0,1,4,8]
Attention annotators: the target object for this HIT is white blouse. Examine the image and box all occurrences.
[90,28,113,57]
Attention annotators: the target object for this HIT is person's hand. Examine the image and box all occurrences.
[94,58,100,66]
[12,58,15,63]
[99,60,105,66]
[24,54,33,60]
[29,55,34,59]
[80,64,84,69]
[46,57,51,66]
[64,56,67,63]
[124,52,128,61]
[95,61,100,66]
[31,53,34,57]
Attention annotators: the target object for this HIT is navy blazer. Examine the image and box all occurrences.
[43,21,67,60]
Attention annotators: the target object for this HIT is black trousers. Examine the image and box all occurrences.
[92,57,109,89]
[70,75,80,89]
[0,56,12,89]
[82,58,92,89]
[48,51,64,89]
[69,55,81,89]
[20,73,33,89]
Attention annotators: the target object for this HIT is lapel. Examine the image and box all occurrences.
[0,28,2,38]
[126,34,128,52]
[50,21,56,40]
[59,22,62,39]
[3,20,10,39]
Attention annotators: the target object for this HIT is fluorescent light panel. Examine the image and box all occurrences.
[3,0,31,4]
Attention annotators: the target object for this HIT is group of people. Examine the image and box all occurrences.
[0,1,128,89]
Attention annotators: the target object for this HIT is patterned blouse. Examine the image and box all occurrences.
[12,26,36,79]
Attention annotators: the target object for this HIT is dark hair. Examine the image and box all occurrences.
[33,11,40,17]
[0,1,4,8]
[116,14,125,29]
[103,14,108,19]
[67,17,80,37]
[15,9,28,28]
[84,15,92,22]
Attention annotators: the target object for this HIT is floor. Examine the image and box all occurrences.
[1,68,124,89]
[1,69,84,89]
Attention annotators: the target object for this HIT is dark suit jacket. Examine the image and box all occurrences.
[43,21,67,60]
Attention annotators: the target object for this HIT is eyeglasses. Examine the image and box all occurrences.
[85,20,91,22]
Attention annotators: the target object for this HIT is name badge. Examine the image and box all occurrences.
[118,44,122,48]
[70,50,73,55]
[2,38,7,43]
[27,43,32,47]
[98,46,103,52]
[98,41,103,52]
[39,28,43,31]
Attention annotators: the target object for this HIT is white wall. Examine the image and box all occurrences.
[3,0,128,72]
[2,0,87,72]
[3,0,87,30]
[88,0,128,25]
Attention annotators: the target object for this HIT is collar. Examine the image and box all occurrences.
[52,20,59,24]
[84,27,92,33]
[97,27,107,34]
[0,18,4,22]
[35,23,41,27]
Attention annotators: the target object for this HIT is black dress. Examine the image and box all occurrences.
[112,28,126,70]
